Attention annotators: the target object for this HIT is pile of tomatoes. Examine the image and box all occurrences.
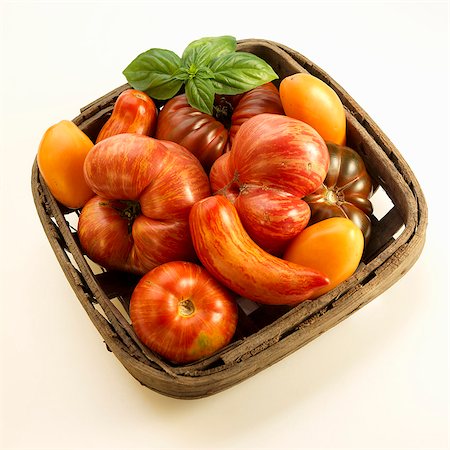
[37,70,374,365]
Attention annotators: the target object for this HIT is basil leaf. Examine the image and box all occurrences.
[185,77,215,115]
[181,36,236,68]
[210,52,278,95]
[196,66,215,80]
[123,48,183,99]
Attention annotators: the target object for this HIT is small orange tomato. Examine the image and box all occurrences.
[279,72,346,146]
[283,217,364,298]
[96,89,158,143]
[37,120,95,209]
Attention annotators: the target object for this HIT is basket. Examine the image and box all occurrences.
[31,39,428,399]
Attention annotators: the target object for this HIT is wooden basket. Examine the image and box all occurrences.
[31,39,428,399]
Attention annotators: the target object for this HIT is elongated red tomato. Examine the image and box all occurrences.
[96,89,158,142]
[189,195,329,305]
[130,261,238,364]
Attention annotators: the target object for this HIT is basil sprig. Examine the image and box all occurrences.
[123,36,278,115]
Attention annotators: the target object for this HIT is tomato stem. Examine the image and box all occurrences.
[213,96,234,129]
[178,299,195,317]
[101,200,141,234]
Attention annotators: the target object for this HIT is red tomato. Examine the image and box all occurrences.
[189,195,329,305]
[96,89,158,143]
[37,120,95,209]
[283,217,364,298]
[130,261,238,364]
[304,142,374,243]
[78,134,211,274]
[209,113,329,255]
[280,73,346,146]
[155,82,284,170]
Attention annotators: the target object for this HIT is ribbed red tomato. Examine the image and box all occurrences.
[78,134,210,274]
[209,113,329,255]
[130,261,238,364]
[304,142,374,242]
[155,82,284,170]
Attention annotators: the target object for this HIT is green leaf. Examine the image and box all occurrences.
[122,48,183,99]
[181,36,236,68]
[185,77,215,115]
[210,52,279,95]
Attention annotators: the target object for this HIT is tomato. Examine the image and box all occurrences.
[279,72,346,146]
[155,82,284,170]
[37,120,95,209]
[79,134,211,274]
[130,261,238,364]
[189,195,329,305]
[96,89,158,143]
[209,113,329,255]
[283,217,364,298]
[304,142,374,243]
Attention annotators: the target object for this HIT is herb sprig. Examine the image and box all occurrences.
[123,36,278,115]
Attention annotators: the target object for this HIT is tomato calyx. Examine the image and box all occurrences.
[101,199,141,234]
[324,185,344,205]
[212,96,234,129]
[178,298,195,317]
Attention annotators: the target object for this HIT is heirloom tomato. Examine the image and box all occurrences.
[155,82,284,170]
[37,120,95,209]
[283,217,364,298]
[209,113,329,255]
[96,89,158,142]
[130,261,238,364]
[280,73,346,146]
[189,195,329,305]
[79,134,210,274]
[304,142,374,243]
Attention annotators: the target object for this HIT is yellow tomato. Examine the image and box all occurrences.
[279,72,346,146]
[283,217,364,298]
[37,120,95,209]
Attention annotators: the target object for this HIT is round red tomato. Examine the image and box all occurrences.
[130,261,238,364]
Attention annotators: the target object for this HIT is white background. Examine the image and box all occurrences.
[1,1,449,449]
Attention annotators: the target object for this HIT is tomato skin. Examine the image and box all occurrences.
[228,82,284,144]
[79,134,211,274]
[280,73,346,146]
[304,142,374,243]
[130,261,238,364]
[37,120,95,209]
[210,113,329,255]
[155,83,284,170]
[156,94,228,170]
[283,217,364,298]
[96,89,158,142]
[189,195,329,305]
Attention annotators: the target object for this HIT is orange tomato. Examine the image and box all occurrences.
[283,217,364,298]
[279,72,346,145]
[37,120,95,209]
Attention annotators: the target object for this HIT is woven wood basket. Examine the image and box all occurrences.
[31,39,428,399]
